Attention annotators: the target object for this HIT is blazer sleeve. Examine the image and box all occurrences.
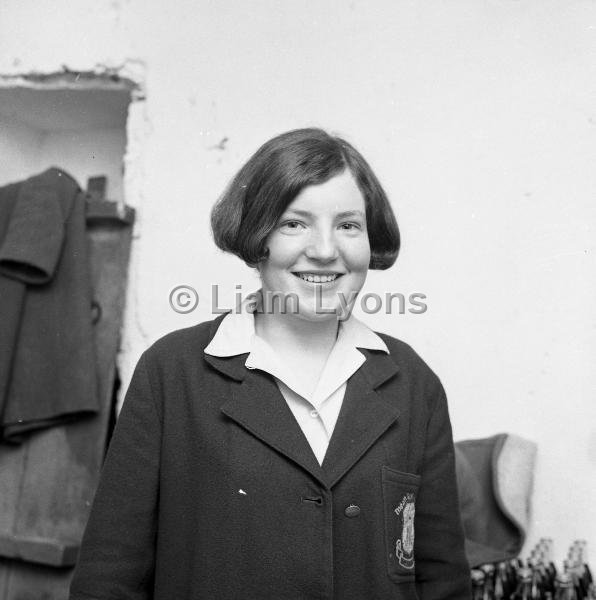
[414,384,472,600]
[69,353,161,600]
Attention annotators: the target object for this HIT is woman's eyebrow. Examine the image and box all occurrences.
[282,209,365,218]
[282,209,311,217]
[336,210,365,219]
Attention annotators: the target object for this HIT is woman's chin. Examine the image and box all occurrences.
[291,302,341,322]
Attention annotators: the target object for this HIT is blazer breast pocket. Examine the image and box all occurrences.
[381,465,421,583]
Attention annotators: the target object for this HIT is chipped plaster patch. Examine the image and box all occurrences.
[0,61,145,98]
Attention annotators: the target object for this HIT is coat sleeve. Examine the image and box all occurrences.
[69,353,161,600]
[414,383,472,600]
[0,172,67,285]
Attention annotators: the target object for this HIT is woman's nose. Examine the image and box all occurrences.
[304,229,339,262]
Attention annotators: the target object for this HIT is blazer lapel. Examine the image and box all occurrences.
[322,349,400,488]
[204,327,401,490]
[206,354,325,486]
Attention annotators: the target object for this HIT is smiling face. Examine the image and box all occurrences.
[257,169,371,321]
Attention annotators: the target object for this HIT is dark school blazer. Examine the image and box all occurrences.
[69,315,471,600]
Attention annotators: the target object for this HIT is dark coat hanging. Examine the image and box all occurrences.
[0,168,98,442]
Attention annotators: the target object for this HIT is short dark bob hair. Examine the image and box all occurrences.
[211,128,400,269]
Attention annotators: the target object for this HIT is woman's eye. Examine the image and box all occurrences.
[278,220,305,232]
[339,222,361,231]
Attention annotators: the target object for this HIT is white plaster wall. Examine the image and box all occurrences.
[0,118,44,184]
[0,115,126,200]
[1,0,595,565]
[38,129,126,201]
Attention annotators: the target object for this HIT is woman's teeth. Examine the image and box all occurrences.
[297,273,338,283]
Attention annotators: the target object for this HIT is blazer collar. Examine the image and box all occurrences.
[204,314,247,381]
[204,297,389,359]
[204,314,398,388]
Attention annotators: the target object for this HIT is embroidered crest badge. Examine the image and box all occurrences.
[394,493,415,569]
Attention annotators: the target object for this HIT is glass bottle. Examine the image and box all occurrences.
[512,568,534,600]
[481,564,495,600]
[555,573,578,600]
[472,569,486,600]
[529,559,544,600]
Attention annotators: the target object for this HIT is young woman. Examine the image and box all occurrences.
[70,128,471,599]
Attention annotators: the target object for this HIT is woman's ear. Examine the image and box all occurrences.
[253,246,269,271]
[244,257,262,270]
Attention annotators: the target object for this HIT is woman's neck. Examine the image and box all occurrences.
[254,310,339,358]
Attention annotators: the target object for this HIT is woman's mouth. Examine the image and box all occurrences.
[292,272,343,283]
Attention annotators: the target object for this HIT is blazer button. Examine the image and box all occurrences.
[344,504,361,518]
